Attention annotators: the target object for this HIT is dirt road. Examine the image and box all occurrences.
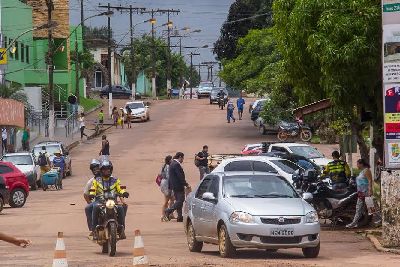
[0,99,398,267]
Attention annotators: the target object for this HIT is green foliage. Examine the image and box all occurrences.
[214,0,274,60]
[80,97,102,112]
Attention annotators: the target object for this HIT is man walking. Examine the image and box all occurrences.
[324,151,351,190]
[196,145,210,180]
[164,152,191,222]
[236,94,245,120]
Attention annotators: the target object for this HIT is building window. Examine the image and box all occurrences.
[14,41,19,60]
[4,36,7,47]
[8,39,13,58]
[21,43,25,62]
[26,45,30,63]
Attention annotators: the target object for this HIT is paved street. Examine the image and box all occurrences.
[0,99,399,267]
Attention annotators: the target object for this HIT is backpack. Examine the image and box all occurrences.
[38,153,48,166]
[194,153,201,167]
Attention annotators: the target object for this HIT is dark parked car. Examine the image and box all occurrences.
[250,99,266,121]
[100,85,141,99]
[259,151,321,172]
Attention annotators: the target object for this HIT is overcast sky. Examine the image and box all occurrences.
[70,0,235,80]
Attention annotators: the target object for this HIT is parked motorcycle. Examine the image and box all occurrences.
[293,171,371,226]
[90,188,127,257]
[277,120,312,142]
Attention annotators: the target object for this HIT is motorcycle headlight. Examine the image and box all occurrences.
[230,212,254,224]
[305,211,319,223]
[105,199,115,209]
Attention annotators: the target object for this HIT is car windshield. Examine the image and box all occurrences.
[2,155,33,165]
[127,102,144,109]
[290,146,324,159]
[199,82,213,88]
[223,175,298,198]
[270,160,300,174]
[33,145,60,156]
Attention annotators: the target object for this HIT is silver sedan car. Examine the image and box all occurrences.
[183,171,320,258]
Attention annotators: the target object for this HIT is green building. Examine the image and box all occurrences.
[1,0,84,110]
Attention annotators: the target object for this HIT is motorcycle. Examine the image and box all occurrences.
[218,94,226,110]
[277,120,312,142]
[293,171,371,226]
[90,187,127,257]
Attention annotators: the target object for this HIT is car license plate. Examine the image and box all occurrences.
[270,228,294,236]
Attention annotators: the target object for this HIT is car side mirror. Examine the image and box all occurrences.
[302,192,313,202]
[202,192,217,202]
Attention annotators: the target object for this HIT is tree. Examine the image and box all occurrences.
[214,0,274,60]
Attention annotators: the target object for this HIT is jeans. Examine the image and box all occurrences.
[92,201,126,230]
[166,191,185,219]
[199,166,210,180]
[227,110,235,122]
[85,202,95,231]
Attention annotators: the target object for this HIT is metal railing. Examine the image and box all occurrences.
[26,111,49,138]
[64,112,78,138]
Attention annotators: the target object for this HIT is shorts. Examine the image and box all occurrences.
[99,119,104,124]
[238,107,244,112]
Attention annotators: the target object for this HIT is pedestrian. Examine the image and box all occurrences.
[324,151,351,191]
[236,94,245,120]
[346,159,373,228]
[160,155,174,221]
[52,150,66,178]
[126,106,132,129]
[164,152,191,222]
[98,109,104,128]
[227,101,236,123]
[112,107,118,128]
[195,145,210,180]
[99,134,110,161]
[0,232,31,248]
[21,127,30,151]
[117,108,125,129]
[78,112,88,140]
[37,146,51,176]
[2,128,7,154]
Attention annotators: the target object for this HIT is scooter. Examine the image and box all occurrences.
[90,188,127,257]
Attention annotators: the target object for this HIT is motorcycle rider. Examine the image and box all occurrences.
[324,151,351,190]
[90,161,129,239]
[217,88,226,109]
[84,159,101,238]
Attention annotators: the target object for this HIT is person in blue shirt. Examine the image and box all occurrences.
[236,95,246,120]
[52,150,66,178]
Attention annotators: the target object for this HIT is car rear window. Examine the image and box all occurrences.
[271,160,300,174]
[224,161,253,172]
[253,161,276,173]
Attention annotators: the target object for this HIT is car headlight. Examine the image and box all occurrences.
[230,212,254,224]
[106,199,115,209]
[305,211,319,223]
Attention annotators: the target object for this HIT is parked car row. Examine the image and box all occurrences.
[99,85,142,99]
[0,140,72,210]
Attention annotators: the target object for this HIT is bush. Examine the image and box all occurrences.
[80,97,102,112]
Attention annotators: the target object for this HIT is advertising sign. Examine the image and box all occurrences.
[383,1,400,168]
[0,48,7,65]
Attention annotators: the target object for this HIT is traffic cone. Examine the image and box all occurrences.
[52,232,68,267]
[133,229,149,267]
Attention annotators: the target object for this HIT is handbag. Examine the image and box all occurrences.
[365,196,376,215]
[155,174,163,186]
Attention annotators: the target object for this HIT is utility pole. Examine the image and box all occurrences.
[188,52,200,99]
[75,33,80,104]
[107,3,112,92]
[46,0,55,140]
[165,9,180,98]
[218,62,222,87]
[80,0,84,48]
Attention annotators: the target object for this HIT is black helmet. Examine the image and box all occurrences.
[89,159,101,175]
[100,160,113,176]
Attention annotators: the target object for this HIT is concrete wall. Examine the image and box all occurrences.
[24,86,42,111]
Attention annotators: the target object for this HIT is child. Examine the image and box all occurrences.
[98,109,104,128]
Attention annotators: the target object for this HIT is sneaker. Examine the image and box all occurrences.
[345,223,357,229]
[163,210,171,221]
[87,232,94,240]
[176,217,184,223]
[92,231,98,240]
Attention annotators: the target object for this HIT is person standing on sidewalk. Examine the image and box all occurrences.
[236,95,245,120]
[195,145,210,180]
[21,128,30,151]
[164,152,191,222]
[99,135,110,161]
[79,113,88,140]
[227,101,236,123]
[1,128,7,154]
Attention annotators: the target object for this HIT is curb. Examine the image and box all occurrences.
[365,233,400,254]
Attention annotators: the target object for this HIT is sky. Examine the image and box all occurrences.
[69,0,235,80]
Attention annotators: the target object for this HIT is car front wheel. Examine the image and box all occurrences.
[187,221,203,252]
[302,242,320,258]
[9,188,27,208]
[218,224,236,258]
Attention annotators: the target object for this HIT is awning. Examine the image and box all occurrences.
[0,98,25,128]
[293,99,332,117]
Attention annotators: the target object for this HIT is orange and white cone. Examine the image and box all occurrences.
[52,232,68,267]
[133,230,149,267]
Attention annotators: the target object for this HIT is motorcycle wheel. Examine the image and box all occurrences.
[277,131,288,141]
[108,222,117,257]
[300,129,312,142]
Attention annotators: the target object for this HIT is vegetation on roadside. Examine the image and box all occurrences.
[80,97,102,112]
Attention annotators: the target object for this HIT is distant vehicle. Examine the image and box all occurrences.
[267,143,331,168]
[0,161,30,208]
[249,98,268,113]
[197,81,214,99]
[211,156,302,184]
[251,99,267,121]
[124,101,150,122]
[100,85,141,99]
[259,151,321,172]
[241,143,263,155]
[184,88,198,99]
[171,88,180,97]
[1,153,40,190]
[210,87,228,104]
[183,172,320,258]
[32,141,72,177]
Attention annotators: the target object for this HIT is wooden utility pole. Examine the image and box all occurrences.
[46,0,55,140]
[188,52,200,99]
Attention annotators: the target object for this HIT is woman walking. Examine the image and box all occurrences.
[160,155,174,221]
[346,159,373,228]
[112,107,118,128]
[126,106,132,129]
[79,113,88,140]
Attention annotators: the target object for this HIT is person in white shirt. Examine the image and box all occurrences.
[1,128,7,153]
[79,113,88,140]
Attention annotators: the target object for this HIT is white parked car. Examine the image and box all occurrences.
[183,172,320,258]
[211,156,301,184]
[267,143,331,168]
[1,152,41,190]
[124,101,150,122]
